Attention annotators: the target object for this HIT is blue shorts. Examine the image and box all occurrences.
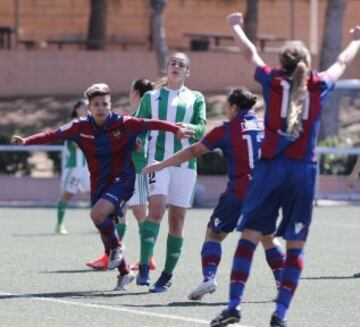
[208,192,243,234]
[237,157,316,241]
[91,175,135,218]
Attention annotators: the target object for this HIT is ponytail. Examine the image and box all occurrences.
[286,61,308,137]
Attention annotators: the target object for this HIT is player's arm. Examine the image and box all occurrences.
[180,93,207,142]
[124,116,193,140]
[319,26,360,82]
[143,142,209,174]
[143,125,225,174]
[347,154,360,189]
[227,12,265,68]
[11,120,80,145]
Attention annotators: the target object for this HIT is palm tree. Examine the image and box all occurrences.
[87,0,108,50]
[319,0,347,140]
[150,0,168,75]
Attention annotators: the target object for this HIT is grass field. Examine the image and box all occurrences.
[0,206,359,327]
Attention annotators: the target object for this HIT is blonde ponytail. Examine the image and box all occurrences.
[286,61,308,137]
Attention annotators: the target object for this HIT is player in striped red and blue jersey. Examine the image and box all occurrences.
[11,83,191,291]
[144,87,286,301]
[210,13,360,327]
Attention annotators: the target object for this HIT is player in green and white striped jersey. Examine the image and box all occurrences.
[136,52,207,292]
[56,99,90,234]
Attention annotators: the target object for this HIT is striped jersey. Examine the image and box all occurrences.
[63,140,87,169]
[201,110,263,198]
[24,113,180,200]
[131,108,149,173]
[137,86,207,170]
[255,65,335,162]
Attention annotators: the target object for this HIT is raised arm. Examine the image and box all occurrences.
[320,26,360,82]
[143,142,209,174]
[347,154,360,189]
[11,131,59,145]
[227,12,265,68]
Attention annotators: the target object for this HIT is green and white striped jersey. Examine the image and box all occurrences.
[132,108,149,173]
[63,141,87,169]
[136,86,206,170]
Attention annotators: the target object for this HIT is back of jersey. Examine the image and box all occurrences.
[202,110,263,198]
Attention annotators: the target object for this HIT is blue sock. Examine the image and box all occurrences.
[95,218,120,249]
[265,245,286,287]
[201,241,222,280]
[228,239,257,310]
[276,248,304,320]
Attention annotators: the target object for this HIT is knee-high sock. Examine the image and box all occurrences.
[164,235,183,275]
[57,201,67,225]
[140,220,160,265]
[116,223,127,242]
[265,245,286,287]
[100,233,111,256]
[275,248,304,320]
[95,218,120,250]
[117,256,130,276]
[201,241,222,280]
[228,239,257,310]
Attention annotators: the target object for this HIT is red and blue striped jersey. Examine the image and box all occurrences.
[24,112,179,198]
[201,110,263,198]
[255,65,335,162]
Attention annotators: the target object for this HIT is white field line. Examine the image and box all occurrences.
[0,291,253,327]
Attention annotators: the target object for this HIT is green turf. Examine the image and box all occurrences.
[0,207,359,327]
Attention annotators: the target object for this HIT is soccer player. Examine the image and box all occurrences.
[347,154,360,278]
[56,99,90,234]
[11,83,192,291]
[136,52,207,293]
[210,13,360,327]
[86,79,158,271]
[144,87,286,301]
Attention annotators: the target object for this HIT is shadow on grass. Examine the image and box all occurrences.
[301,275,356,280]
[0,290,150,300]
[39,269,103,274]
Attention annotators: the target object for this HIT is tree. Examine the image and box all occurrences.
[87,0,108,50]
[244,0,259,43]
[150,0,169,75]
[318,0,347,140]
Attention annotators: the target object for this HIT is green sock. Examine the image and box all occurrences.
[138,222,144,236]
[164,235,184,275]
[140,221,160,265]
[57,201,67,225]
[115,223,127,242]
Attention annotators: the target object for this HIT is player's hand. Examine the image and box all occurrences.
[350,26,360,41]
[143,161,163,174]
[11,135,25,145]
[134,138,143,153]
[175,123,193,140]
[347,172,359,190]
[227,12,243,27]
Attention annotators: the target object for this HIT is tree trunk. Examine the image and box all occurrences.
[87,0,107,50]
[244,0,259,43]
[318,0,347,141]
[150,0,168,75]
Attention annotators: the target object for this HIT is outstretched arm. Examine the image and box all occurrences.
[227,12,265,68]
[143,142,209,174]
[347,154,360,189]
[11,131,59,145]
[320,26,360,82]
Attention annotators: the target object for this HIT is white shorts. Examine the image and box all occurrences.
[128,173,148,207]
[147,166,197,208]
[61,167,90,194]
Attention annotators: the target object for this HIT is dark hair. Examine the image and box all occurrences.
[133,79,154,98]
[71,99,88,118]
[227,87,257,110]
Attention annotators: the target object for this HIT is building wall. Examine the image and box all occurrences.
[1,50,360,97]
